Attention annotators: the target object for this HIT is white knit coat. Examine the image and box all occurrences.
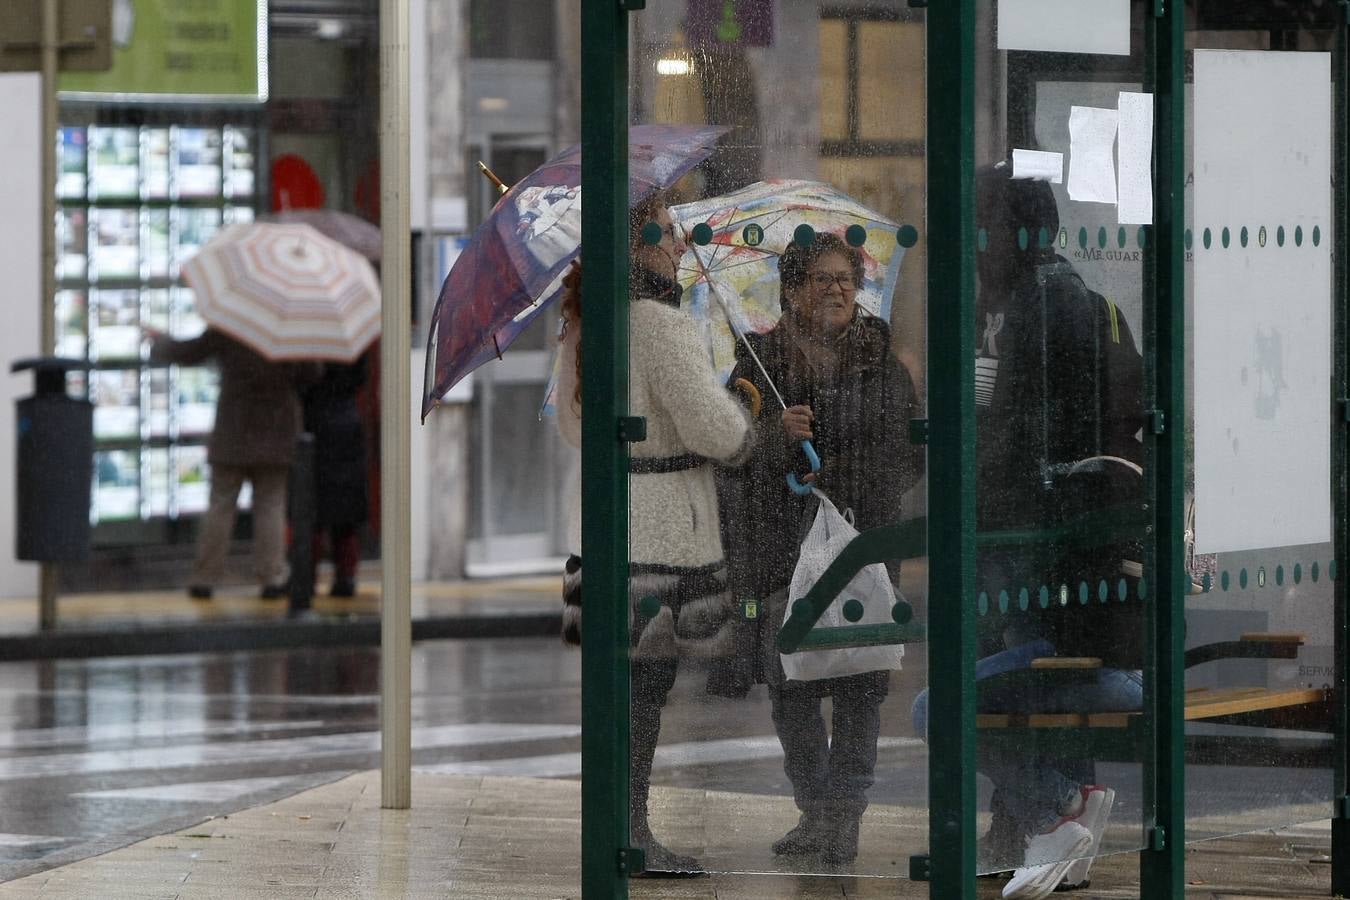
[557,298,752,567]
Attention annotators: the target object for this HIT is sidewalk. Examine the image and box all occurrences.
[0,770,1334,899]
[0,577,561,660]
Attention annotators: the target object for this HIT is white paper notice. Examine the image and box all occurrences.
[1067,106,1118,205]
[1193,50,1332,554]
[1116,92,1153,224]
[998,0,1130,56]
[1012,149,1064,183]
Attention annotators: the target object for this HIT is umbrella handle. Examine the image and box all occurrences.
[786,440,821,496]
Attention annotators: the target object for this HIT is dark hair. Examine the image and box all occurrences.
[778,232,865,309]
[628,193,666,257]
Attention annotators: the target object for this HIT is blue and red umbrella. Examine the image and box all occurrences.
[421,123,728,418]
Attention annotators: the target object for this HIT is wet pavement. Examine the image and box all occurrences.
[0,635,1337,895]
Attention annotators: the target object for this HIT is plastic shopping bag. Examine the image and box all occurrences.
[780,490,904,682]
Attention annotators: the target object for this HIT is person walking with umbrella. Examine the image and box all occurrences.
[554,193,753,876]
[150,329,320,599]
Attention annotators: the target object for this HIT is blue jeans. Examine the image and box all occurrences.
[911,638,1143,836]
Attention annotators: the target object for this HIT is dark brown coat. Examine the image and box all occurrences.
[151,329,321,468]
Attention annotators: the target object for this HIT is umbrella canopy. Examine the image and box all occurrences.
[421,123,729,418]
[182,222,381,363]
[671,179,910,381]
[267,209,382,262]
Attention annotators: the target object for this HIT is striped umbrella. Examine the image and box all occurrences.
[182,222,380,362]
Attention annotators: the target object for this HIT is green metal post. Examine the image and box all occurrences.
[579,0,631,896]
[925,0,977,894]
[1331,6,1350,894]
[1139,0,1186,895]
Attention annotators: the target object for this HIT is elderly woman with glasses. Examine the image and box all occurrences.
[718,231,924,866]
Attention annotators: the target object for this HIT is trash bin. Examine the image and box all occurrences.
[11,357,93,562]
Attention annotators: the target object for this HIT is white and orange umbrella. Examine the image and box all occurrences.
[182,222,380,362]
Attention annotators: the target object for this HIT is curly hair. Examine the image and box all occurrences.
[778,232,865,313]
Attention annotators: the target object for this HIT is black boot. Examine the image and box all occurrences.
[628,692,702,878]
[771,811,829,856]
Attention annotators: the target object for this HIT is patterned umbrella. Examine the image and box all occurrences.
[267,209,382,262]
[671,179,910,382]
[422,123,729,418]
[182,222,381,362]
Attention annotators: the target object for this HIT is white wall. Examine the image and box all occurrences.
[0,74,43,600]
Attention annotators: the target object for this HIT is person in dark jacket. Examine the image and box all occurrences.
[719,232,924,866]
[151,328,320,600]
[910,165,1146,899]
[303,355,370,597]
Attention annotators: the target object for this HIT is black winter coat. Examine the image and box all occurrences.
[303,357,370,527]
[717,312,925,688]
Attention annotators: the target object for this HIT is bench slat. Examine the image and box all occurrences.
[978,687,1327,729]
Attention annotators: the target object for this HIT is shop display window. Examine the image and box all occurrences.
[55,120,256,531]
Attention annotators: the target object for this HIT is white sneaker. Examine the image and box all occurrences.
[1001,820,1093,900]
[1060,785,1115,889]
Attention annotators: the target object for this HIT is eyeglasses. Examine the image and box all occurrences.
[808,271,857,291]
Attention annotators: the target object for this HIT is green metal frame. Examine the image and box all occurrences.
[1139,0,1186,894]
[1333,4,1350,894]
[579,0,631,897]
[924,0,978,893]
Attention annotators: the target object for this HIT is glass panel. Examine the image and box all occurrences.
[622,2,929,877]
[972,0,1152,876]
[1183,2,1339,842]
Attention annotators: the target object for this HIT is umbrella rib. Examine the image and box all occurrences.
[689,248,787,412]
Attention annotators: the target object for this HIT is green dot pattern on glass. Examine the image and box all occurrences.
[998,590,1009,613]
[1295,225,1304,247]
[742,223,764,246]
[639,595,661,618]
[1137,226,1147,249]
[1294,562,1303,584]
[1097,580,1109,603]
[690,222,713,246]
[842,598,865,622]
[1078,582,1089,605]
[1117,578,1128,602]
[1018,587,1029,611]
[1313,561,1321,582]
[892,601,913,624]
[1239,568,1248,589]
[1275,564,1284,586]
[978,591,988,615]
[1039,586,1050,609]
[1203,228,1212,249]
[640,221,662,247]
[1314,225,1322,247]
[1097,226,1107,249]
[1202,573,1212,593]
[1239,226,1248,248]
[1017,227,1029,251]
[1078,227,1088,250]
[1184,229,1193,250]
[1221,570,1230,591]
[845,224,867,247]
[1116,226,1127,249]
[1037,226,1048,248]
[1221,227,1231,249]
[1278,225,1286,246]
[897,224,919,248]
[1139,577,1148,600]
[977,228,989,252]
[794,224,816,247]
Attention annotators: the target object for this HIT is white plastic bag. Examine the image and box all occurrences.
[780,491,905,682]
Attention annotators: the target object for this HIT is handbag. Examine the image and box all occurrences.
[780,490,905,682]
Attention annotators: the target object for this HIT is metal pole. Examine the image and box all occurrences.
[579,0,630,895]
[1139,0,1186,894]
[38,0,59,631]
[379,0,412,810]
[924,0,977,892]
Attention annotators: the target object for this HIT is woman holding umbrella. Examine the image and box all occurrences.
[555,193,753,876]
[719,233,924,866]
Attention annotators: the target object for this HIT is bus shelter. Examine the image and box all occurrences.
[573,0,1349,896]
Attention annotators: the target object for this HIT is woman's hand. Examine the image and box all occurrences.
[781,405,814,442]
